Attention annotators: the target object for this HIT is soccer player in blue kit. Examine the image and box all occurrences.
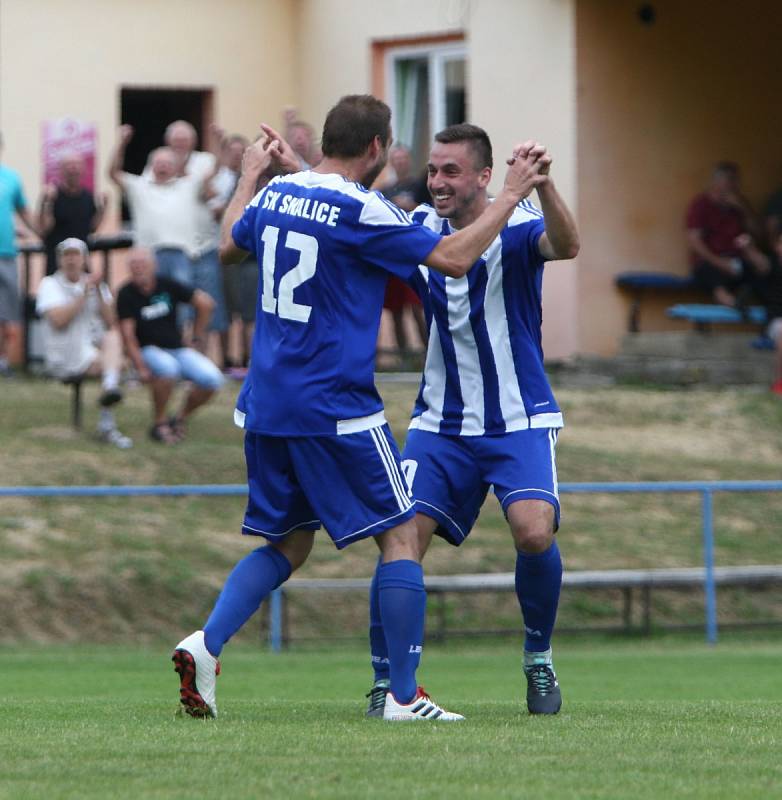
[364,124,579,717]
[171,97,551,721]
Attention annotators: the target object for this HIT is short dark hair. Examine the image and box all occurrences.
[321,95,391,159]
[434,123,493,170]
[713,161,739,179]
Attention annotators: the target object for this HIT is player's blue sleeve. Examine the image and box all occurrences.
[231,189,266,256]
[505,217,547,268]
[351,193,440,280]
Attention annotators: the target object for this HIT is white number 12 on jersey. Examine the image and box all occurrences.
[260,225,318,322]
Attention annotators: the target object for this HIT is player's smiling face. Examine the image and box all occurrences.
[427,141,491,225]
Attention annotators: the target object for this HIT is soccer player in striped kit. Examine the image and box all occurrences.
[366,124,579,716]
[171,98,551,722]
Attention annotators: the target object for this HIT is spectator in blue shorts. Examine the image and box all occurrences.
[171,95,548,722]
[364,124,580,717]
[116,248,223,444]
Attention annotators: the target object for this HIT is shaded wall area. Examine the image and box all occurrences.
[576,0,782,354]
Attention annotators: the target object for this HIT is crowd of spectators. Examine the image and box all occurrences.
[0,111,325,445]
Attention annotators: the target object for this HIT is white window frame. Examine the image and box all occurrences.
[385,41,467,147]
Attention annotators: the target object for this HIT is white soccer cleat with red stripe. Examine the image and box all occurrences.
[383,686,465,722]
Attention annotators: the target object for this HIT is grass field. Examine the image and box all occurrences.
[2,638,781,800]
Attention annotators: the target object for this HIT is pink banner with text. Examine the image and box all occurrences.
[41,118,98,191]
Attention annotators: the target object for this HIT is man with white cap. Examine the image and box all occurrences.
[36,237,131,448]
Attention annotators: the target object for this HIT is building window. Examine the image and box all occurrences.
[385,42,467,170]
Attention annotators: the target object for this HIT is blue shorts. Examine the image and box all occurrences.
[401,427,561,546]
[242,424,415,549]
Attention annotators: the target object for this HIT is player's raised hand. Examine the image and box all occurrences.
[503,141,548,200]
[241,134,275,178]
[118,124,134,145]
[259,123,301,174]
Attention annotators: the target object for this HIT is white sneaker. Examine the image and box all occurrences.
[383,686,464,722]
[172,630,220,718]
[98,426,133,449]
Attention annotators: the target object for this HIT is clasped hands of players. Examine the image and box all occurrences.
[503,140,552,200]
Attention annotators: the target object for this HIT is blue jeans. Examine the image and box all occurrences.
[154,248,194,327]
[191,249,229,332]
[141,346,224,390]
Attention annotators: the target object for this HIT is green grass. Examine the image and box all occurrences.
[2,639,781,799]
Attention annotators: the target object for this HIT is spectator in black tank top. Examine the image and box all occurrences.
[38,154,107,275]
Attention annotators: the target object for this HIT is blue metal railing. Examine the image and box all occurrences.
[2,480,781,646]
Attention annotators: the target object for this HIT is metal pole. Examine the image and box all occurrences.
[269,587,283,652]
[701,489,718,644]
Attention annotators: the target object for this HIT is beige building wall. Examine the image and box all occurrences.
[576,0,782,355]
[294,0,580,360]
[0,0,297,220]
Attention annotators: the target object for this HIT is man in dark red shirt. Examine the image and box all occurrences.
[685,162,760,306]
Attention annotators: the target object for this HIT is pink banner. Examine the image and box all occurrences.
[41,118,98,191]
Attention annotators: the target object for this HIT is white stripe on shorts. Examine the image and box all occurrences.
[373,426,412,509]
[548,428,559,499]
[370,427,411,512]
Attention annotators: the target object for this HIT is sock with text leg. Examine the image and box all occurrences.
[515,540,562,653]
[377,559,426,705]
[203,545,292,657]
[369,556,390,682]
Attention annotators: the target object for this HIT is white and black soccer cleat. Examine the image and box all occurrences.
[383,686,464,722]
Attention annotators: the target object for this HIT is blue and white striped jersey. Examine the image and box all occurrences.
[408,201,563,436]
[232,171,440,437]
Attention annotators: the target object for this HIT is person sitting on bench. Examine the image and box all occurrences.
[36,237,131,448]
[685,162,763,308]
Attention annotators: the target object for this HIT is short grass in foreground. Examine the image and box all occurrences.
[1,638,780,800]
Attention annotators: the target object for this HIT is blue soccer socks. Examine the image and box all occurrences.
[515,541,562,653]
[203,545,292,657]
[377,559,426,705]
[368,556,390,682]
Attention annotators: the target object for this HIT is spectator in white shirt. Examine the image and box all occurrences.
[36,238,131,448]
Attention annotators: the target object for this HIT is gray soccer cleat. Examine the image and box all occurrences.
[524,656,562,715]
[365,679,390,718]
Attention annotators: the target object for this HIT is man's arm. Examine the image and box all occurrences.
[38,185,58,236]
[219,136,281,265]
[198,125,225,202]
[533,148,579,261]
[44,293,88,330]
[424,142,548,277]
[91,192,109,233]
[108,125,134,190]
[119,317,152,382]
[190,289,214,351]
[686,229,737,275]
[735,233,771,276]
[16,205,40,239]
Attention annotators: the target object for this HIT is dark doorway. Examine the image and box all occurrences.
[119,87,214,175]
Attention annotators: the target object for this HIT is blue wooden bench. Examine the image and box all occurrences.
[665,303,775,349]
[666,303,767,328]
[615,271,704,332]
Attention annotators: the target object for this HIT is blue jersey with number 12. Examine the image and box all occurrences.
[232,171,440,437]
